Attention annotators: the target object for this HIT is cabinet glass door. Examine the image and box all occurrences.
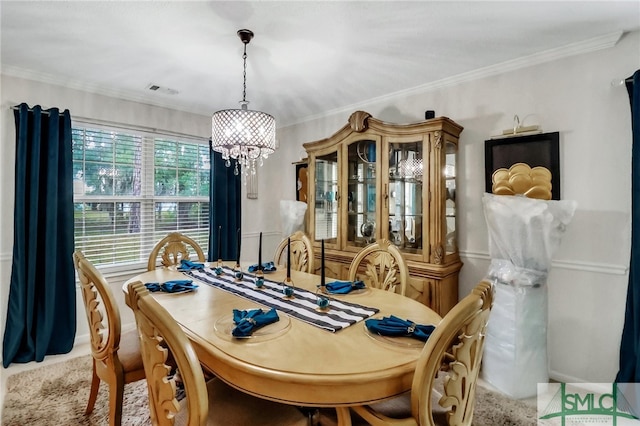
[445,141,457,254]
[314,152,339,243]
[346,140,377,248]
[388,141,424,254]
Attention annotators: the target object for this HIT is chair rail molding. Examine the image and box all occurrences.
[460,250,628,276]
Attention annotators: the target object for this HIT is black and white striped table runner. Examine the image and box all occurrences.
[183,267,379,332]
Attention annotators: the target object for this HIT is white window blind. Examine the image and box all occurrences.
[72,125,210,270]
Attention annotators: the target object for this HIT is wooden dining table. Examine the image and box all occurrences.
[123,262,441,426]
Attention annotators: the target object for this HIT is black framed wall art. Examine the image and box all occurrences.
[484,131,560,200]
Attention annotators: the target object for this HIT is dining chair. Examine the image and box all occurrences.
[147,232,206,271]
[73,250,146,426]
[126,280,309,426]
[273,231,315,273]
[349,280,494,426]
[348,238,409,295]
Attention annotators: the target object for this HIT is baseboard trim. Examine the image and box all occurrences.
[549,369,590,384]
[74,333,90,347]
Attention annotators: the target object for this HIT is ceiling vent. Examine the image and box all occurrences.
[146,84,179,95]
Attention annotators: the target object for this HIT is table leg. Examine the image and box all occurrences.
[336,407,353,426]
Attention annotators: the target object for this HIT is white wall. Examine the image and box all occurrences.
[1,30,638,383]
[271,30,640,383]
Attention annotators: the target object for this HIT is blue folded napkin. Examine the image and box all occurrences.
[177,259,205,271]
[232,308,279,337]
[145,280,198,293]
[365,315,435,341]
[247,262,277,273]
[325,280,366,294]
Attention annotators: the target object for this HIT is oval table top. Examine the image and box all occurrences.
[124,262,441,419]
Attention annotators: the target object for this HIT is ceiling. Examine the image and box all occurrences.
[2,1,639,127]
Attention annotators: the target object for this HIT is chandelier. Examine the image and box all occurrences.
[398,158,423,181]
[211,29,276,180]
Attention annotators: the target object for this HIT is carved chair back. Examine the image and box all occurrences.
[348,238,409,295]
[127,281,208,425]
[147,232,206,271]
[274,231,315,274]
[413,280,494,425]
[127,281,308,426]
[351,280,494,426]
[73,250,145,424]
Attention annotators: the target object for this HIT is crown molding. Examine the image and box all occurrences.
[285,31,625,128]
[0,65,211,117]
[1,31,625,129]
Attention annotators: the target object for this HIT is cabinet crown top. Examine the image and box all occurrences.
[349,111,372,133]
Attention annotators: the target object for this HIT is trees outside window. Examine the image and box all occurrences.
[72,127,210,269]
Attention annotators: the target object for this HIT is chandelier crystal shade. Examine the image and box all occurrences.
[398,158,423,181]
[211,29,276,179]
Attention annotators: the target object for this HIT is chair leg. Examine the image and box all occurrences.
[335,407,353,426]
[108,378,125,426]
[85,360,100,415]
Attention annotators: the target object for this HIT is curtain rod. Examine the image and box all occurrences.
[10,105,57,115]
[9,105,209,142]
[611,76,635,86]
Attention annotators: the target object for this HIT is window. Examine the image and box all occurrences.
[72,125,210,270]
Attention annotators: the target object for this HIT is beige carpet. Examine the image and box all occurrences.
[2,355,538,425]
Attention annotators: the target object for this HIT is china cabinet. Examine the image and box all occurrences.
[303,111,463,315]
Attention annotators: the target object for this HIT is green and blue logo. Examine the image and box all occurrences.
[538,383,640,425]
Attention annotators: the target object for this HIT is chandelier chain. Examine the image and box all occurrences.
[242,43,248,103]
